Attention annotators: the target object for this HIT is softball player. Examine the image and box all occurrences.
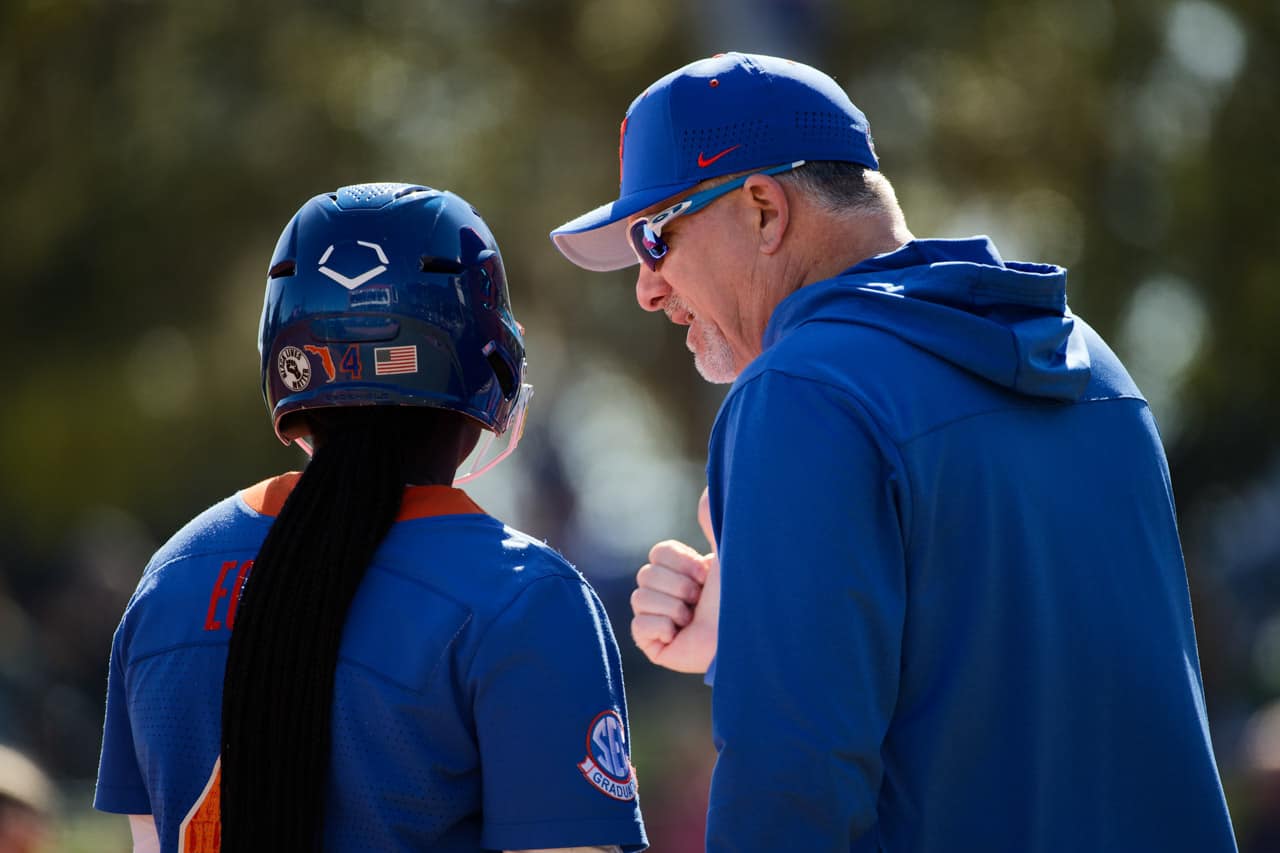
[94,183,647,852]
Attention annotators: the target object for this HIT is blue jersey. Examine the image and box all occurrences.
[95,474,647,852]
[704,238,1237,852]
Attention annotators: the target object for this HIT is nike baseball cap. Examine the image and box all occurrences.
[550,52,879,271]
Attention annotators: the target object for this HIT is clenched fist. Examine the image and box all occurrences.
[629,488,720,673]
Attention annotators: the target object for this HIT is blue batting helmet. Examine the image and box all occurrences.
[259,183,526,444]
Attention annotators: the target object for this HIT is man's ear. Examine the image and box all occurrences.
[742,173,790,256]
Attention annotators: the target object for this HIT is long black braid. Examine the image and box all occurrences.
[219,407,463,850]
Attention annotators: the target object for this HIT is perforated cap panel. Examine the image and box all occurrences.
[334,183,430,210]
[795,111,868,146]
[679,120,770,164]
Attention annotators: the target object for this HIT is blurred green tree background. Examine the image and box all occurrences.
[1,0,1277,849]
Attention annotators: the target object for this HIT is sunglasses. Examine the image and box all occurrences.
[627,160,806,270]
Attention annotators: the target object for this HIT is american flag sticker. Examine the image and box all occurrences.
[374,345,418,376]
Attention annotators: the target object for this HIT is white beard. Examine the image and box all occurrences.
[668,294,738,384]
[690,319,738,384]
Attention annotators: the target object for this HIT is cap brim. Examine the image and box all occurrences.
[550,184,690,272]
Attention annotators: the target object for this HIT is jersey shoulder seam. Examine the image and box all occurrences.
[461,573,592,683]
[124,638,232,668]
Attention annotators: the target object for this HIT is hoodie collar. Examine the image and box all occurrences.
[761,236,1091,401]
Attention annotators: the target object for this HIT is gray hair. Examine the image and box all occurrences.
[778,160,893,217]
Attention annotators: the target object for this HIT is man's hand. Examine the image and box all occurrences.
[629,488,720,673]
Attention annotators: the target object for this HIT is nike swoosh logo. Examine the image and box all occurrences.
[697,145,741,168]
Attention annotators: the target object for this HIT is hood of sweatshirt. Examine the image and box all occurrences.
[762,236,1092,401]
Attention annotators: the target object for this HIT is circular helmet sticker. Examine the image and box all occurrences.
[277,346,312,392]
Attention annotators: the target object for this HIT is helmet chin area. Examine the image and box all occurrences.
[453,382,533,485]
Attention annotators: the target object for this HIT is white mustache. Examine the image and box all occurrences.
[665,295,694,324]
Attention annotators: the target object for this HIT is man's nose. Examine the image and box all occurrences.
[635,264,671,312]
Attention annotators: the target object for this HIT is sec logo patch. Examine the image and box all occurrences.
[578,710,636,801]
[277,346,311,392]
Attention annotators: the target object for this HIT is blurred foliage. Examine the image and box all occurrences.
[1,0,1278,849]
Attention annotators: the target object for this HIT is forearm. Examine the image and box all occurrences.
[128,815,159,853]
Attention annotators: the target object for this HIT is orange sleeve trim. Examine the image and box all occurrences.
[240,474,485,521]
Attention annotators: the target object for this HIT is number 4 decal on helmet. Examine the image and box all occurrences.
[339,345,362,380]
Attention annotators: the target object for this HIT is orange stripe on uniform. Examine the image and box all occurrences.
[178,758,221,852]
[241,473,486,521]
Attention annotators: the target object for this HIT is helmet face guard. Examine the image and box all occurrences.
[453,379,532,484]
[259,184,527,459]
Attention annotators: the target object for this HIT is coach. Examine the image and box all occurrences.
[551,52,1237,852]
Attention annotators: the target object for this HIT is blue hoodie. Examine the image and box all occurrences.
[704,238,1237,852]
